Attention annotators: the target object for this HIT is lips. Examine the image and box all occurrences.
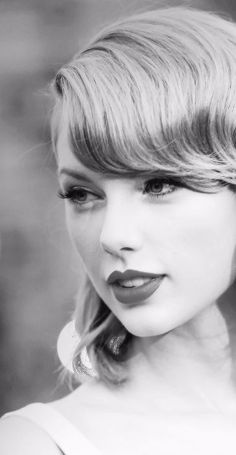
[107,269,165,304]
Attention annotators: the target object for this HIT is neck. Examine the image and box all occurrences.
[127,302,236,413]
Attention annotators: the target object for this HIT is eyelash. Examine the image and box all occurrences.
[143,179,177,198]
[57,178,178,207]
[58,187,95,205]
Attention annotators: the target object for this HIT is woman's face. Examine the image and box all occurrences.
[57,125,236,337]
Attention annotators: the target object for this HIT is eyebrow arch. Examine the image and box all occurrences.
[58,167,94,183]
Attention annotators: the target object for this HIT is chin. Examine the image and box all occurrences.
[118,304,200,338]
[121,318,176,338]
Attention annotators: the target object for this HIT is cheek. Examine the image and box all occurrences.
[65,209,102,267]
[156,203,236,289]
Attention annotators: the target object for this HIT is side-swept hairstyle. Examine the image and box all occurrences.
[51,6,236,386]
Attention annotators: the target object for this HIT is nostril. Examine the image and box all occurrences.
[101,241,134,257]
[102,243,121,257]
[100,218,142,255]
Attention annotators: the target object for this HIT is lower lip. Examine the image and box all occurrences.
[111,276,165,304]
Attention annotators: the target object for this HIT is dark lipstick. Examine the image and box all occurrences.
[107,269,165,304]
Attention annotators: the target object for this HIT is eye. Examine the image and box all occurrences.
[143,178,177,198]
[57,187,100,207]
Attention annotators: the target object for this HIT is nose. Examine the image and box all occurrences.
[100,199,142,257]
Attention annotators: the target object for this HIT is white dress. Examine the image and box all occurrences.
[2,403,102,455]
[3,400,236,454]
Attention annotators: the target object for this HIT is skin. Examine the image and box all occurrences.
[57,122,236,414]
[58,125,236,330]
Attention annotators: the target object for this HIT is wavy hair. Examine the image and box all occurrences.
[51,6,236,387]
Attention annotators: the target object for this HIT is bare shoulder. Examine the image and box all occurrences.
[0,415,61,455]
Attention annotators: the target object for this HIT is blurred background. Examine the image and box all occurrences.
[1,0,236,415]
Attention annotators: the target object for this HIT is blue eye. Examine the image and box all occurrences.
[58,187,99,206]
[143,178,177,198]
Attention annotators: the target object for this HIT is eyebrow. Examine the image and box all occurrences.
[58,167,94,183]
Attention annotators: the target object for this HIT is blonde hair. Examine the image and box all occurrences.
[51,6,236,386]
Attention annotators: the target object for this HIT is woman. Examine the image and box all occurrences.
[2,5,236,454]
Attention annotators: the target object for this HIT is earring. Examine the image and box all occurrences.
[73,346,98,378]
[108,332,127,355]
[57,320,98,378]
[57,321,78,373]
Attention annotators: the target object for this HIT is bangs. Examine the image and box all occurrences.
[53,8,236,191]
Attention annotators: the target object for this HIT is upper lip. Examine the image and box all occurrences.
[107,269,163,285]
